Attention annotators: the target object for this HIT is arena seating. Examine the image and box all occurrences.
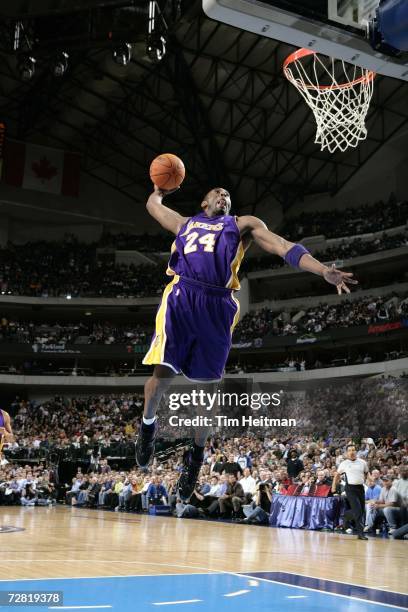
[2,380,406,535]
[281,195,408,240]
[0,196,407,298]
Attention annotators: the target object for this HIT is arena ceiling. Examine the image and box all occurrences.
[1,0,408,216]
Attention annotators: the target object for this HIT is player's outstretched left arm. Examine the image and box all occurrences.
[237,215,357,295]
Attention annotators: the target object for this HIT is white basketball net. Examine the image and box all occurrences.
[283,49,375,153]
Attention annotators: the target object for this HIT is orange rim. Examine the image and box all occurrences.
[283,48,376,90]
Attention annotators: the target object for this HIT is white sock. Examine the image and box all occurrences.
[143,416,157,426]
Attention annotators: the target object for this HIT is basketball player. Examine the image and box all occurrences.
[136,186,357,499]
[0,408,13,464]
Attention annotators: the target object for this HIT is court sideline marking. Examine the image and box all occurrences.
[153,600,202,606]
[236,572,407,611]
[1,569,406,610]
[2,556,407,597]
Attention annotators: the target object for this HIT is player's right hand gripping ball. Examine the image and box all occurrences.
[150,153,185,191]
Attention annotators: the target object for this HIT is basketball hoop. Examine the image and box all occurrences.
[283,48,375,153]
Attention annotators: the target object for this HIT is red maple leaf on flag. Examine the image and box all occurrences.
[32,156,58,183]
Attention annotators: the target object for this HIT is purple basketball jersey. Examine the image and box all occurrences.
[167,212,244,289]
[143,211,244,380]
[0,410,5,429]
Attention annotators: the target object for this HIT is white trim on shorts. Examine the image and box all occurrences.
[148,362,221,383]
[154,361,181,375]
[182,372,222,384]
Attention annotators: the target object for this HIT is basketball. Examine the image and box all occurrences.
[150,153,185,191]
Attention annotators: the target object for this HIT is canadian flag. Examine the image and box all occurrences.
[2,139,80,197]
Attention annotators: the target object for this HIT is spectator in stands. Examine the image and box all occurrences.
[116,476,133,511]
[315,469,332,487]
[104,475,125,510]
[98,475,114,507]
[220,453,243,477]
[372,476,399,533]
[127,476,144,512]
[189,477,212,510]
[75,476,91,506]
[201,475,225,513]
[20,480,37,506]
[239,467,257,501]
[271,469,290,494]
[294,472,317,496]
[218,473,245,519]
[35,475,55,505]
[364,475,382,532]
[286,449,304,478]
[392,465,408,526]
[146,476,168,506]
[371,469,383,487]
[240,480,273,525]
[235,447,251,470]
[66,476,83,505]
[85,476,101,508]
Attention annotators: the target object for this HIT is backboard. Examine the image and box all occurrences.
[203,0,408,81]
[327,0,380,29]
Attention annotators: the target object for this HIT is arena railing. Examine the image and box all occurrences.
[0,357,407,388]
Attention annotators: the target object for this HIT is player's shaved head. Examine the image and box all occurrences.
[201,187,231,217]
[203,187,230,200]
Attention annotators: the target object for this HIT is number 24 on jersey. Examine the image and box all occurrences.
[184,232,216,254]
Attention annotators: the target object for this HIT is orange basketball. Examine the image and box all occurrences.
[149,153,185,191]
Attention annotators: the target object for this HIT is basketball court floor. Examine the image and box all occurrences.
[1,506,407,611]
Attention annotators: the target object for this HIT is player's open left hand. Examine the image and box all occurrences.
[323,263,358,295]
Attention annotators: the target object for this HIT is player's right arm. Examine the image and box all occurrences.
[146,186,188,235]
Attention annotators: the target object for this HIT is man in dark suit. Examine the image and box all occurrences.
[286,449,304,479]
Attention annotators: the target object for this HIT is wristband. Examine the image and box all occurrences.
[284,244,310,268]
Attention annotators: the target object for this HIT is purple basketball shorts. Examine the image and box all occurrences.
[143,275,240,381]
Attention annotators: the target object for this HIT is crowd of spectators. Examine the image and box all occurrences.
[242,230,408,274]
[281,195,408,240]
[316,232,408,263]
[98,232,172,252]
[2,431,406,536]
[1,239,401,300]
[100,199,407,254]
[4,377,407,454]
[226,348,408,374]
[2,345,405,379]
[1,194,407,300]
[1,293,406,352]
[0,291,405,378]
[233,294,408,343]
[0,463,57,506]
[0,238,167,298]
[0,362,151,378]
[5,395,144,460]
[2,376,407,536]
[0,318,150,347]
